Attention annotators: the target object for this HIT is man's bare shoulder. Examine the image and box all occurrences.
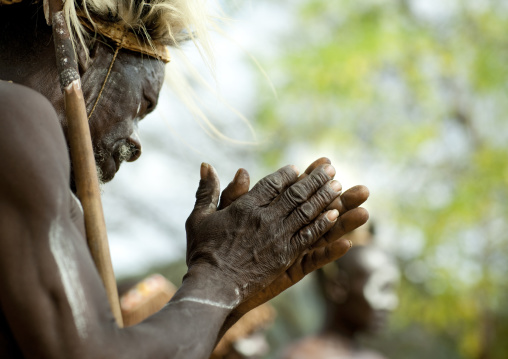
[0,81,70,210]
[0,81,65,143]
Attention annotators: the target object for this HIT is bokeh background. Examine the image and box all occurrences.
[102,1,508,358]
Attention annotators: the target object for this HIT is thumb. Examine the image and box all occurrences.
[191,163,220,218]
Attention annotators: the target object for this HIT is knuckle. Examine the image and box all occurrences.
[294,227,314,248]
[294,202,316,224]
[315,216,329,234]
[309,171,329,189]
[261,173,283,193]
[194,181,213,204]
[231,196,254,215]
[280,166,297,182]
[315,187,337,208]
[297,218,330,248]
[185,213,200,232]
[286,183,307,204]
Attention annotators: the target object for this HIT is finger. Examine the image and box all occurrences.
[291,209,339,251]
[218,168,250,210]
[297,157,331,183]
[188,163,220,223]
[274,164,336,216]
[271,158,332,207]
[312,207,369,248]
[284,180,342,231]
[301,238,352,276]
[325,185,370,213]
[247,165,299,206]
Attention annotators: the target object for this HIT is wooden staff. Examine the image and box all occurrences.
[49,3,124,327]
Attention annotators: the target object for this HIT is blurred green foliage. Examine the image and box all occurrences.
[254,0,508,358]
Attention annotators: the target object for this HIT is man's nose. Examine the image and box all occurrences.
[126,127,142,162]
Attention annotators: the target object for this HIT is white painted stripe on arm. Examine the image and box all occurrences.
[49,217,89,340]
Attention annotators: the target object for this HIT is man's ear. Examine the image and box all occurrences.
[324,271,349,304]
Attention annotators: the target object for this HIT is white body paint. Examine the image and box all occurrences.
[71,192,84,214]
[168,297,238,310]
[49,217,89,340]
[361,249,400,311]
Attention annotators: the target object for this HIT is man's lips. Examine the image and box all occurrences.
[113,150,122,173]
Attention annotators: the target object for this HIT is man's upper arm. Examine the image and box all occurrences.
[0,83,116,358]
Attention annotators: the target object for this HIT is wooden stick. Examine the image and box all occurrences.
[120,274,177,327]
[50,8,124,327]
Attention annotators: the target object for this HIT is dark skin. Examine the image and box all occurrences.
[0,3,369,358]
[215,161,370,334]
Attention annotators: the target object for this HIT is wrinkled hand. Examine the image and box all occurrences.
[185,162,342,307]
[216,158,369,326]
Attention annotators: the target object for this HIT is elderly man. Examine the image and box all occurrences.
[0,0,369,358]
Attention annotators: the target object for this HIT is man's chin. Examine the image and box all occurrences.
[97,168,116,184]
[96,158,118,184]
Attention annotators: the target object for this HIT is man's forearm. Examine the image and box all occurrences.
[120,266,237,359]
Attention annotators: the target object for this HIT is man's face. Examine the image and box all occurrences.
[42,40,166,184]
[83,43,166,183]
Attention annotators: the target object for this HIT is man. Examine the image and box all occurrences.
[281,238,400,359]
[0,0,369,358]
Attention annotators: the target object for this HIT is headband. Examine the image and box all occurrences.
[79,17,171,63]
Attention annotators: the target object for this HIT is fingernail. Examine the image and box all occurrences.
[290,165,300,176]
[324,165,336,177]
[200,162,209,180]
[329,180,341,192]
[327,209,339,221]
[348,239,353,248]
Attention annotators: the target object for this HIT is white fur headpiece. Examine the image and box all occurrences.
[38,0,213,63]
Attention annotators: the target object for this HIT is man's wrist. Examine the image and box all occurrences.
[171,263,241,312]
